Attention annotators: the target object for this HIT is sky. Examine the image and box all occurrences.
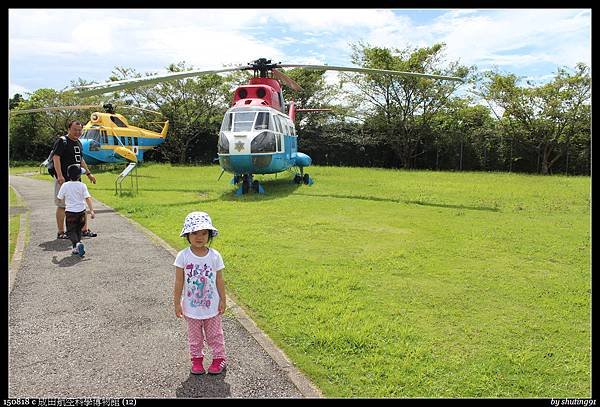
[8,8,591,99]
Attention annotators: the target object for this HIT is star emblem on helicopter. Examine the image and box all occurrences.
[234,141,245,152]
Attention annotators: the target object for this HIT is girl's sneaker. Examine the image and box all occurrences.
[191,357,205,375]
[76,242,85,257]
[208,358,226,374]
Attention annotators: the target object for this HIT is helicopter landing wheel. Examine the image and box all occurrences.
[242,175,251,194]
[293,174,302,184]
[252,180,260,193]
[303,173,310,185]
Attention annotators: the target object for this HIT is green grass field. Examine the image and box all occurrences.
[19,163,591,397]
[8,184,27,264]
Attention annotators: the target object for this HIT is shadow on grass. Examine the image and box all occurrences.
[295,192,500,212]
[97,178,301,202]
[217,178,300,202]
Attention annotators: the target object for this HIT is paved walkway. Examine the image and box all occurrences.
[8,174,322,399]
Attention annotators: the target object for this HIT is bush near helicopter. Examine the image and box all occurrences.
[12,103,169,166]
[69,58,464,194]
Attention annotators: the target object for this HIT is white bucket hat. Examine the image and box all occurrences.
[180,211,219,237]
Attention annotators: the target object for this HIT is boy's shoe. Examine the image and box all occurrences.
[82,230,97,237]
[191,357,205,375]
[71,247,78,255]
[208,358,226,374]
[76,242,85,257]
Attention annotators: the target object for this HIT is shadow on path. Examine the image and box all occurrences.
[38,240,73,252]
[51,254,90,267]
[176,371,232,398]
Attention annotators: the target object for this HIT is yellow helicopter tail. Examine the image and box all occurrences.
[161,120,169,138]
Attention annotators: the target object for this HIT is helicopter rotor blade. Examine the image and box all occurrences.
[119,105,163,116]
[67,66,245,97]
[10,105,101,115]
[62,59,463,98]
[114,146,138,162]
[278,64,464,82]
[272,68,303,91]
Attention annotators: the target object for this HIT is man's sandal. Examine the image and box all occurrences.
[82,230,97,237]
[57,232,69,239]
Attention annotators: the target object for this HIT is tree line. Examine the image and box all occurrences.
[9,44,590,175]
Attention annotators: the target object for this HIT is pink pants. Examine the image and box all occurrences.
[185,314,226,360]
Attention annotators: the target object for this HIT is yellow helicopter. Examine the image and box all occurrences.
[12,103,169,164]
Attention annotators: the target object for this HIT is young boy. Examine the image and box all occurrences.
[57,164,95,256]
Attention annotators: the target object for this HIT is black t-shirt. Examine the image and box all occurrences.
[52,135,83,179]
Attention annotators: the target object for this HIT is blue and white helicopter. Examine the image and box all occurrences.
[70,58,463,194]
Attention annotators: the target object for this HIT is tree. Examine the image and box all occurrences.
[9,93,24,110]
[481,63,590,174]
[344,43,469,169]
[8,89,93,162]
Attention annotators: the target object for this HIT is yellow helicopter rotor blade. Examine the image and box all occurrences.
[114,146,138,162]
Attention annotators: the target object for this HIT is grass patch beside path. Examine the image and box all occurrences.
[24,163,591,397]
[9,185,26,264]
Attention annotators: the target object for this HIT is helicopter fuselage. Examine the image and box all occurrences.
[79,112,168,164]
[217,76,312,186]
[217,105,311,176]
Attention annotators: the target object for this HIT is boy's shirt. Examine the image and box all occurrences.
[57,181,91,212]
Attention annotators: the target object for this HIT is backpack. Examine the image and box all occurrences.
[45,136,67,177]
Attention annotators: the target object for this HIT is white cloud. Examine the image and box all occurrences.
[133,27,283,71]
[432,9,591,70]
[265,9,398,31]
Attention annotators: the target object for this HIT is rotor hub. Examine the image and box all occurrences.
[248,58,281,78]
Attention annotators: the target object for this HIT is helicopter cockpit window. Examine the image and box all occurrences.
[110,116,128,127]
[218,132,229,154]
[83,128,102,151]
[82,129,102,142]
[254,112,271,130]
[233,112,256,132]
[272,115,282,133]
[221,113,232,131]
[251,131,276,153]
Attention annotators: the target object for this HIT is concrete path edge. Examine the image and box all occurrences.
[9,187,28,295]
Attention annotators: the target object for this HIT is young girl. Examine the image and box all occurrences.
[173,211,227,375]
[56,163,95,257]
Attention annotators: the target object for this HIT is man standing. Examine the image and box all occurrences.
[53,120,97,239]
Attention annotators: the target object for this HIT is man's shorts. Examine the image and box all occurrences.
[54,178,65,208]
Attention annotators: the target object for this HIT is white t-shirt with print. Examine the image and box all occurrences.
[57,181,91,212]
[174,247,225,320]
